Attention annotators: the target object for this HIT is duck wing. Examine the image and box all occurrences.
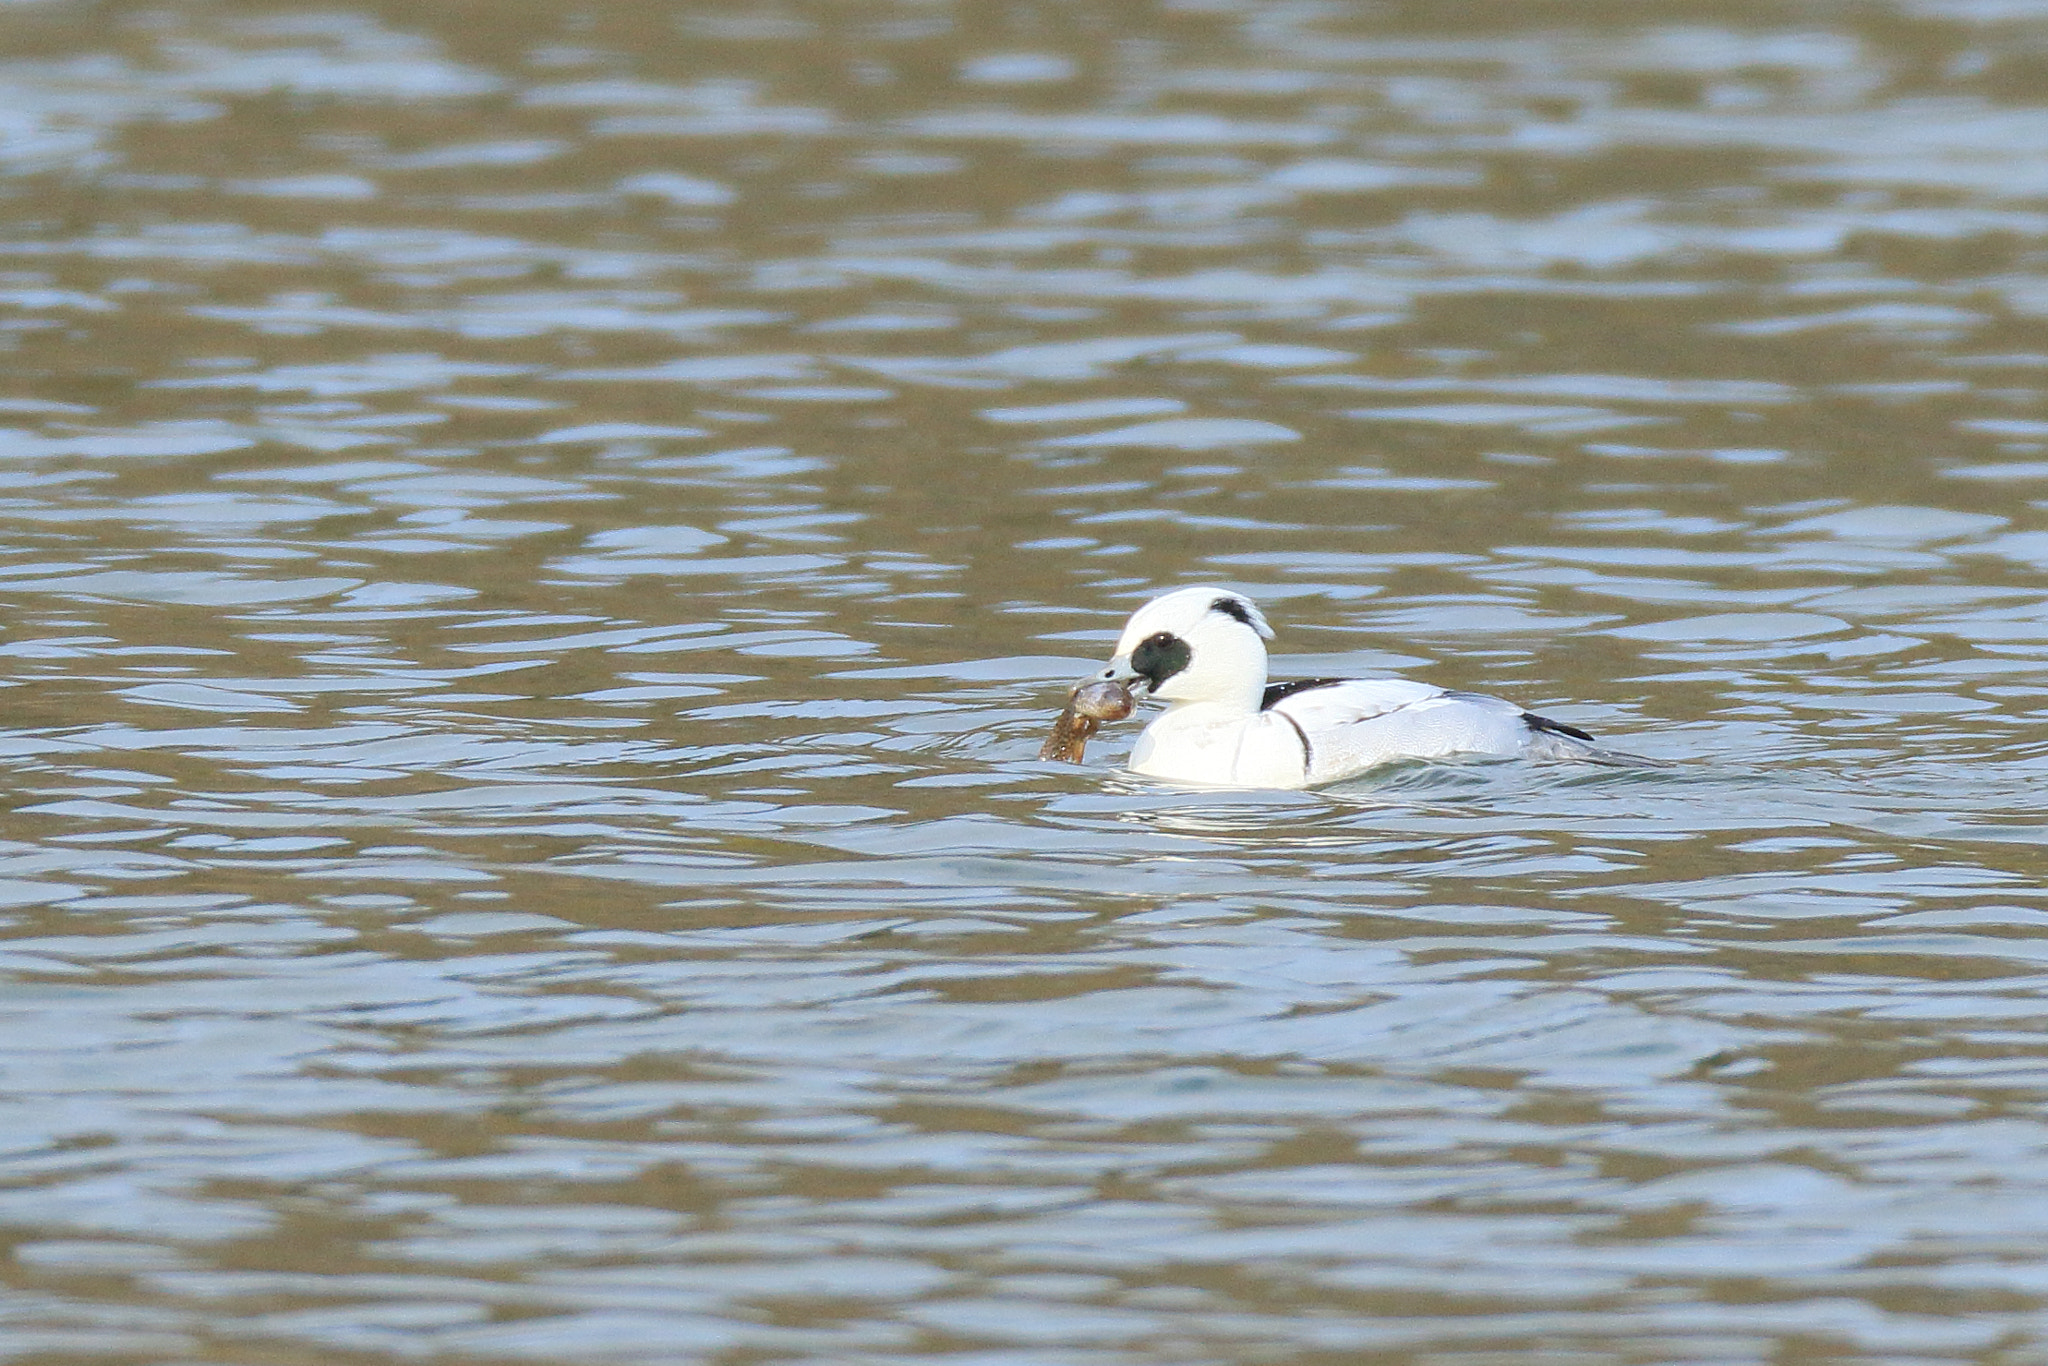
[1265,678,1534,779]
[1263,677,1448,724]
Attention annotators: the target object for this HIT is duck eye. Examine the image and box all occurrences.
[1130,631,1191,687]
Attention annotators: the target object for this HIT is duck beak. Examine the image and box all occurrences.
[1098,655,1152,699]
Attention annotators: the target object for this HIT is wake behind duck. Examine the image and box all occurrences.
[1056,585,1656,788]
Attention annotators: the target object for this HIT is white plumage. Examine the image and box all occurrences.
[1094,585,1648,788]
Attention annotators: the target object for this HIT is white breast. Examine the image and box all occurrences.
[1128,703,1308,786]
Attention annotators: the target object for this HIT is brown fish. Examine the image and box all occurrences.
[1038,678,1136,763]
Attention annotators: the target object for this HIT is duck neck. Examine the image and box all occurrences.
[1160,668,1266,719]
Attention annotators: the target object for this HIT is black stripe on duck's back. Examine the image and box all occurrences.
[1522,710,1596,743]
[1261,677,1348,710]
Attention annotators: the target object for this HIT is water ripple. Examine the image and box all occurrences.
[0,1,2046,1361]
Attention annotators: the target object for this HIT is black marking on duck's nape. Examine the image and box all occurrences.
[1130,631,1192,688]
[1261,677,1347,710]
[1208,596,1256,627]
[1522,711,1596,743]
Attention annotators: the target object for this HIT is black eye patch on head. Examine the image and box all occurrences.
[1131,630,1191,687]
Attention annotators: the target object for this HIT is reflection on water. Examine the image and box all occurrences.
[4,0,2048,1360]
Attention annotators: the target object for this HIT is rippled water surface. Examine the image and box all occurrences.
[9,1,2048,1361]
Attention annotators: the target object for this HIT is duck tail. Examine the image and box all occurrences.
[1521,712,1670,769]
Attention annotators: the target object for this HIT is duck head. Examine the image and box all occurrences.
[1100,586,1273,711]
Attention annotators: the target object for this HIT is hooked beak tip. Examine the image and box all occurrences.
[1102,666,1151,699]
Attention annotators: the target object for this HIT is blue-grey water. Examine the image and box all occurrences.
[3,2,2048,1362]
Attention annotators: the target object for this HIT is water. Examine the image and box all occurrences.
[3,1,2048,1361]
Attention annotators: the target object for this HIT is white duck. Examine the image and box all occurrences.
[1094,586,1650,787]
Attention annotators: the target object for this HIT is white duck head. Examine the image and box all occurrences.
[1099,586,1274,711]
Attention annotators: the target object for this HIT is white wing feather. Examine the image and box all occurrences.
[1268,680,1533,781]
[1266,678,1446,728]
